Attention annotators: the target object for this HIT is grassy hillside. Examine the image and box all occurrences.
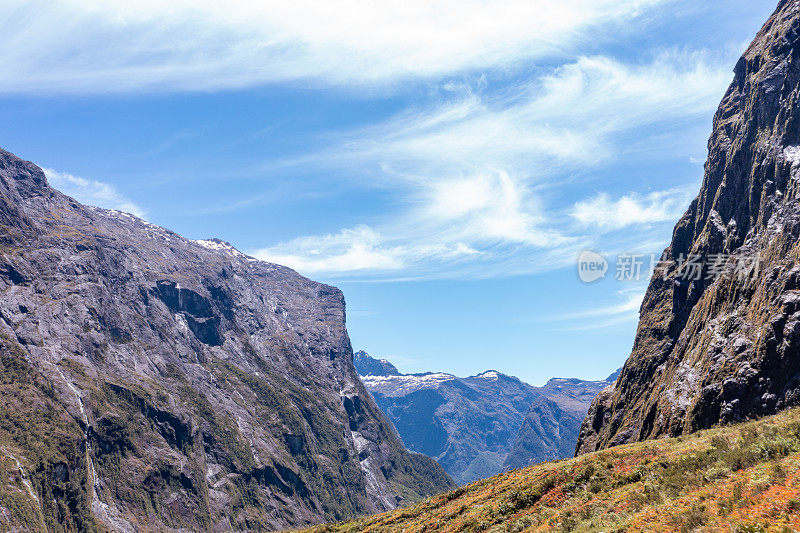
[298,408,800,532]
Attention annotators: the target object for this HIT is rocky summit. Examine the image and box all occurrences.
[355,352,614,484]
[0,149,453,531]
[353,350,401,376]
[577,0,800,454]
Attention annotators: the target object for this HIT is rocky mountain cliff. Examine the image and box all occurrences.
[353,350,400,376]
[577,0,800,454]
[0,148,453,532]
[355,352,613,484]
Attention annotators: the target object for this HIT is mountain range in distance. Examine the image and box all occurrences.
[354,350,619,485]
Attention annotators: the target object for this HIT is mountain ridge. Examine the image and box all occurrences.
[0,148,453,531]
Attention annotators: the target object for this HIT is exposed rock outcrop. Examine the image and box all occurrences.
[0,148,453,531]
[353,350,400,376]
[577,0,800,454]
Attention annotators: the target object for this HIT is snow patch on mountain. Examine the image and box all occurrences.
[360,373,457,396]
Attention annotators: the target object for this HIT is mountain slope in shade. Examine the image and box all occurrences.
[577,0,800,455]
[503,376,617,470]
[0,149,453,531]
[354,352,613,484]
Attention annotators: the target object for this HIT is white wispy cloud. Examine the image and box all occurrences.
[253,50,726,278]
[253,225,486,276]
[315,50,729,184]
[570,184,697,230]
[0,0,670,94]
[254,226,404,274]
[562,289,644,318]
[8,2,734,282]
[546,287,646,331]
[252,167,574,278]
[43,168,146,219]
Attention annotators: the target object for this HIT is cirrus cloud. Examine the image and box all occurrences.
[570,184,697,230]
[249,49,727,279]
[0,0,671,94]
[43,168,146,219]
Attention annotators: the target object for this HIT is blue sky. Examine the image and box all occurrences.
[0,0,778,384]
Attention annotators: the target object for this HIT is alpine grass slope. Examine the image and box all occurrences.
[301,407,800,532]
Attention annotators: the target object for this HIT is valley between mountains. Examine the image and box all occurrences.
[302,0,800,530]
[2,0,800,532]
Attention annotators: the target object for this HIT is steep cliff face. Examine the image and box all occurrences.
[577,0,800,454]
[0,148,452,531]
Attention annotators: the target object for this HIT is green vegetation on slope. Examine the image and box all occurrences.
[300,408,800,533]
[0,334,96,533]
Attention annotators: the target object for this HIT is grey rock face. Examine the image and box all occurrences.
[353,350,400,376]
[0,148,453,531]
[356,352,613,484]
[577,1,800,454]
